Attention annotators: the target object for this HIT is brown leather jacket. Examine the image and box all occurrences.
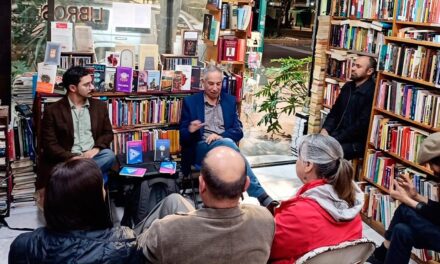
[36,97,113,189]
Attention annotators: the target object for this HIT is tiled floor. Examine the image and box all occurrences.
[0,157,391,263]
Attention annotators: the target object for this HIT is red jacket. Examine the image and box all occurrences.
[270,179,362,264]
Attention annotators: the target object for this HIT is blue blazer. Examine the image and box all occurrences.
[179,92,243,175]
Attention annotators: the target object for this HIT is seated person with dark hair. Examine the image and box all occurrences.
[368,132,440,264]
[9,159,143,263]
[36,66,115,203]
[137,146,275,263]
[321,56,377,160]
[180,64,276,208]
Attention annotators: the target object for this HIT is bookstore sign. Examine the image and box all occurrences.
[40,4,104,23]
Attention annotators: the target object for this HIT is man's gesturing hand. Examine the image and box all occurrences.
[189,120,205,133]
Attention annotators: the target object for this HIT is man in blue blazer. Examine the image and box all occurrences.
[180,65,275,207]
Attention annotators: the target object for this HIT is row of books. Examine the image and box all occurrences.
[379,44,440,85]
[330,20,392,55]
[217,36,246,62]
[396,0,440,23]
[376,80,440,127]
[370,115,429,163]
[361,184,400,229]
[112,65,201,93]
[323,78,343,106]
[0,125,8,215]
[326,50,358,80]
[59,55,92,70]
[219,4,252,31]
[362,184,440,261]
[397,27,440,43]
[112,129,180,155]
[222,71,243,102]
[9,117,35,162]
[332,0,394,20]
[364,149,437,192]
[106,97,183,127]
[160,55,198,71]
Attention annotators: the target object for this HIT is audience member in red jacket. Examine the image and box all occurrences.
[270,134,364,264]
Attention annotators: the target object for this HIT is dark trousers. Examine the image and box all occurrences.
[384,204,440,264]
[340,142,364,160]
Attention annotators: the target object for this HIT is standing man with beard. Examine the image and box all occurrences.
[36,66,115,200]
[321,56,377,160]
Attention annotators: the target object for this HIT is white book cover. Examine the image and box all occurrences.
[36,62,57,94]
[175,65,192,91]
[74,25,94,52]
[51,22,73,52]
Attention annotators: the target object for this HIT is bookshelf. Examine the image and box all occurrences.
[0,107,10,217]
[202,0,252,105]
[360,0,440,261]
[59,52,94,70]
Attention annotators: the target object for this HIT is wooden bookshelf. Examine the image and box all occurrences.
[381,71,440,89]
[328,46,380,58]
[364,177,390,193]
[92,90,201,97]
[385,36,440,49]
[332,16,393,23]
[112,123,178,131]
[395,21,440,28]
[374,108,440,132]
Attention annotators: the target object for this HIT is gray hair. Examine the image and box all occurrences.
[297,134,356,206]
[202,64,223,81]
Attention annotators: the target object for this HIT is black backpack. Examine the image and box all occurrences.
[121,177,179,228]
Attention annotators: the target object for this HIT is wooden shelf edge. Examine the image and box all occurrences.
[332,16,393,23]
[381,71,440,89]
[363,177,390,194]
[206,3,220,12]
[373,107,439,132]
[112,123,179,131]
[395,21,440,28]
[367,144,435,176]
[385,36,440,48]
[328,46,379,58]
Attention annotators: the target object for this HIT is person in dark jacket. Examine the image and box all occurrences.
[321,56,376,160]
[368,132,440,264]
[9,159,143,264]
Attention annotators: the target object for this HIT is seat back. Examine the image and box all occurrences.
[296,238,376,264]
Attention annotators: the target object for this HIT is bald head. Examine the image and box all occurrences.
[201,146,247,200]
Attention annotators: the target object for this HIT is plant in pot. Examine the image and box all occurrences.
[255,56,311,136]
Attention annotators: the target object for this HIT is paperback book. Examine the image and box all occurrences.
[120,167,146,177]
[126,140,143,164]
[147,70,161,90]
[159,161,177,174]
[154,139,170,161]
[115,66,133,92]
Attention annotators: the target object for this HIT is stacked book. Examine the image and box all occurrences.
[12,75,34,109]
[10,158,36,207]
[112,129,180,155]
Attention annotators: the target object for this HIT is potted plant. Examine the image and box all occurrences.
[255,56,311,136]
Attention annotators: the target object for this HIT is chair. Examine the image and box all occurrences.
[295,238,376,264]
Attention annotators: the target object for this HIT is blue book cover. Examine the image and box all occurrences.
[120,167,146,177]
[159,161,177,174]
[154,139,170,161]
[126,140,143,164]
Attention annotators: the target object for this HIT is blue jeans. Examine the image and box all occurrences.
[92,149,116,184]
[195,138,266,199]
[384,204,440,264]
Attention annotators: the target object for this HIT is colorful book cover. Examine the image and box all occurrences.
[172,71,183,91]
[36,62,57,93]
[86,64,106,92]
[105,67,116,91]
[191,66,202,89]
[126,140,143,164]
[120,167,147,177]
[147,70,161,90]
[175,65,192,91]
[105,51,120,67]
[203,14,213,39]
[223,37,238,61]
[159,161,177,174]
[160,70,174,92]
[132,70,139,92]
[137,70,148,92]
[115,66,133,92]
[44,42,61,65]
[154,139,170,161]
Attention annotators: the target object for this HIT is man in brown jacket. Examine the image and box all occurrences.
[137,146,275,264]
[36,66,114,192]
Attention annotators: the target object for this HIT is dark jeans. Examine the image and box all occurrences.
[384,204,440,264]
[194,138,266,199]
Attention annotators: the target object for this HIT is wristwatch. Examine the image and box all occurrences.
[415,202,426,212]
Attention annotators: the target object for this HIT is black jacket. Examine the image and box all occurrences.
[322,78,375,146]
[9,226,144,264]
